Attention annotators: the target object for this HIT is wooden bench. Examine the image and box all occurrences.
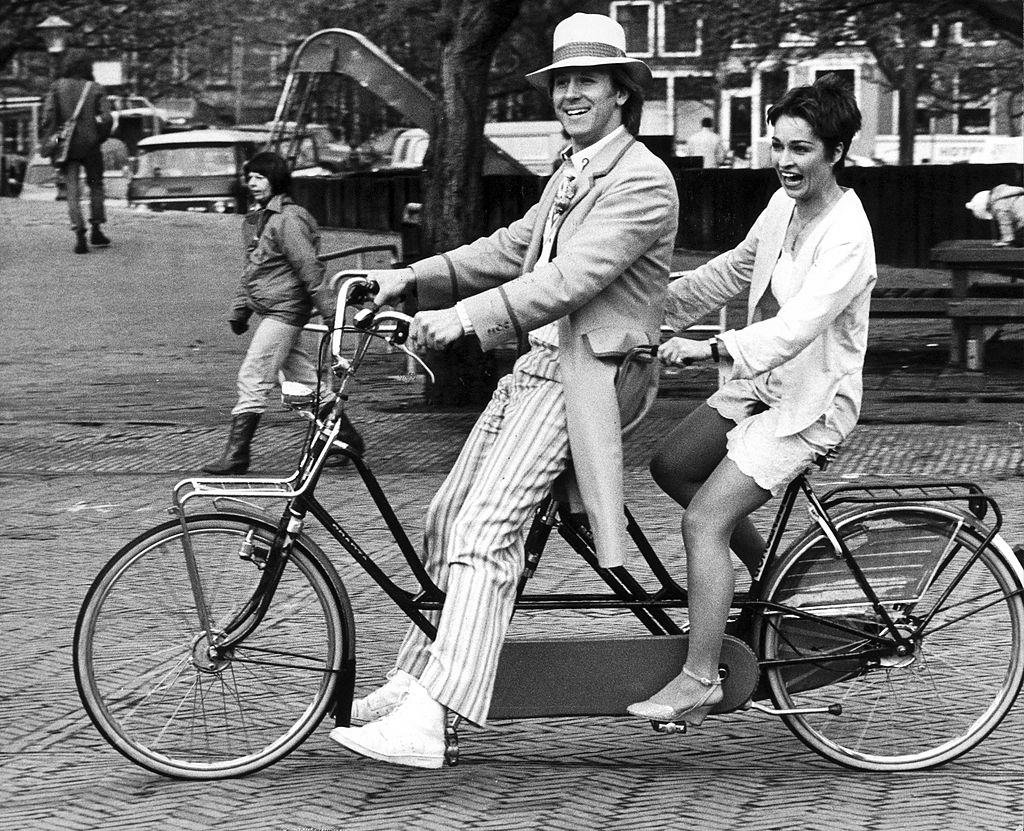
[946,298,1024,369]
[931,241,1024,370]
[870,287,949,318]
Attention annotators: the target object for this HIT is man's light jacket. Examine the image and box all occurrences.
[411,129,678,568]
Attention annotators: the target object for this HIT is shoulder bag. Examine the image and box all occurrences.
[41,81,92,166]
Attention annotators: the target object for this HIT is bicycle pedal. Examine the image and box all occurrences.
[651,720,688,735]
[444,712,460,766]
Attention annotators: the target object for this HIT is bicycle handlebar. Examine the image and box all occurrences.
[326,272,434,385]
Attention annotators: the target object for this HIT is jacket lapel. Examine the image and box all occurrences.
[547,131,636,244]
[522,165,569,272]
[748,197,790,319]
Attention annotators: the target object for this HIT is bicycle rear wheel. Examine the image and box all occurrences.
[760,505,1024,771]
[74,515,352,779]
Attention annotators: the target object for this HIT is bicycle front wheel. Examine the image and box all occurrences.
[760,505,1024,771]
[74,515,352,779]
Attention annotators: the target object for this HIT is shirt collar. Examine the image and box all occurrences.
[261,194,287,214]
[560,125,627,175]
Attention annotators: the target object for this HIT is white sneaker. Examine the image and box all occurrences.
[330,681,446,769]
[349,668,414,725]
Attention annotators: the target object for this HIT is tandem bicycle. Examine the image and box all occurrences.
[73,274,1024,780]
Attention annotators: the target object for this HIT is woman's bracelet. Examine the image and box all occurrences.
[709,336,720,363]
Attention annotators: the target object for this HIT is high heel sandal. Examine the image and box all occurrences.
[626,666,723,726]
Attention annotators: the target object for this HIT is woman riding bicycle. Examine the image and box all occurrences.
[628,74,877,725]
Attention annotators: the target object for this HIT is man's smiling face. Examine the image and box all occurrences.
[552,68,626,151]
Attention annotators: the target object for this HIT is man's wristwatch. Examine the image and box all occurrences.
[709,336,720,363]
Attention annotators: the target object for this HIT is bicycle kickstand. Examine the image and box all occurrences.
[444,711,462,766]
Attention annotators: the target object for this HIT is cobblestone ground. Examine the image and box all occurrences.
[1,198,1023,831]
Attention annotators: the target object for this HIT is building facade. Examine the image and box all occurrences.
[608,0,1023,165]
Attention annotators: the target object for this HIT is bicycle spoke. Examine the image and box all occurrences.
[763,509,1024,770]
[75,517,348,778]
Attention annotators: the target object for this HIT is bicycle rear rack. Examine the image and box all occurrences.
[820,480,1001,535]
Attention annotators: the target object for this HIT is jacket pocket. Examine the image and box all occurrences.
[581,326,650,357]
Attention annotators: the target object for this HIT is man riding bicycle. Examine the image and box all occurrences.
[328,12,679,768]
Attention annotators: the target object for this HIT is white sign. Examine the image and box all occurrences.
[874,135,1024,165]
[92,61,123,87]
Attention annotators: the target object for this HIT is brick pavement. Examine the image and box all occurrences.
[2,198,1024,831]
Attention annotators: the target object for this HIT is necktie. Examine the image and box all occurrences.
[540,172,576,265]
[530,172,577,348]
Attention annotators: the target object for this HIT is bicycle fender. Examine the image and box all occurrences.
[206,505,349,592]
[201,506,359,727]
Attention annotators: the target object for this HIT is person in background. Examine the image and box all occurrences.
[686,116,727,169]
[40,49,113,254]
[203,151,364,475]
[328,12,678,769]
[628,74,875,728]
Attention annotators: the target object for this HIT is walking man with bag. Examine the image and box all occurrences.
[40,49,113,254]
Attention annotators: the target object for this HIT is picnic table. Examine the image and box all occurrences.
[929,240,1024,370]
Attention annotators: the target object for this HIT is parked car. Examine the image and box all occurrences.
[233,125,339,177]
[387,128,430,169]
[845,154,886,167]
[262,121,352,170]
[351,126,407,170]
[107,95,166,153]
[382,122,565,175]
[128,128,332,214]
[19,138,130,205]
[2,151,28,196]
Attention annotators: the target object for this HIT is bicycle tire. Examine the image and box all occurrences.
[74,514,354,779]
[758,504,1024,771]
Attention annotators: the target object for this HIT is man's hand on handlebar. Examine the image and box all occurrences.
[410,308,464,352]
[658,336,706,366]
[365,268,414,308]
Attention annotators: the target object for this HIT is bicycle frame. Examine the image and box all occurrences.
[77,271,1024,779]
[172,404,1011,680]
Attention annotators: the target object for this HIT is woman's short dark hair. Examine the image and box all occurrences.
[244,151,291,196]
[766,73,862,169]
[61,50,95,81]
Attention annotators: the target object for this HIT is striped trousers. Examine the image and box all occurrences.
[395,345,569,725]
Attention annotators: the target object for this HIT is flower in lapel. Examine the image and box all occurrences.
[553,173,577,215]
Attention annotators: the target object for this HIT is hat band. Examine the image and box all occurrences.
[551,41,626,63]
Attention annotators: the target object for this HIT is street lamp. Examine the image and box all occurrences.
[38,15,73,82]
[35,14,73,177]
[37,15,73,54]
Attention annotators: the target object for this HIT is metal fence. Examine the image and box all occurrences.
[293,162,1023,268]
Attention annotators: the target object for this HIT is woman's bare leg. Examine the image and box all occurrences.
[629,458,771,720]
[680,459,771,682]
[650,403,766,574]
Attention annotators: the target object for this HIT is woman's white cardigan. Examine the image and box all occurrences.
[666,187,877,438]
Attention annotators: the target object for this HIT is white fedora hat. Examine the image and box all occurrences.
[525,13,652,91]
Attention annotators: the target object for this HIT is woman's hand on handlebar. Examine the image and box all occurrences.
[365,268,414,308]
[658,336,706,367]
[410,308,464,351]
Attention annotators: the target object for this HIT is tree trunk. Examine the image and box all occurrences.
[419,0,523,407]
[896,45,919,166]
